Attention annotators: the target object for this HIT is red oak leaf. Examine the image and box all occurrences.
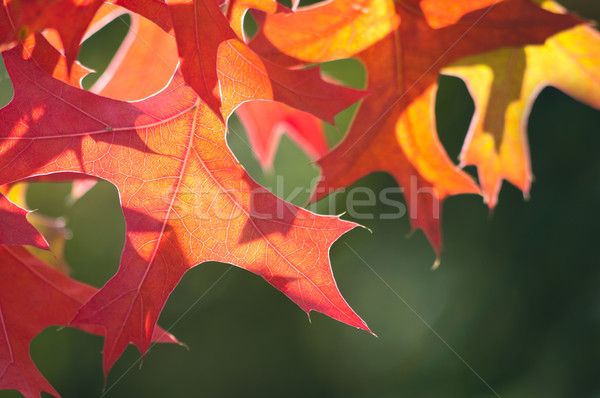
[249,0,400,68]
[251,0,579,255]
[235,100,328,171]
[0,245,177,398]
[0,0,105,71]
[167,0,365,121]
[111,0,173,32]
[166,0,238,113]
[84,3,179,101]
[0,48,369,376]
[66,2,331,167]
[226,0,289,41]
[442,1,600,207]
[407,0,500,28]
[14,33,90,87]
[217,39,366,122]
[0,193,48,249]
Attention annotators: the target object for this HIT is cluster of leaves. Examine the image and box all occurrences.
[0,0,598,396]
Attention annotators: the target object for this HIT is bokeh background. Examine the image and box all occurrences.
[1,1,600,397]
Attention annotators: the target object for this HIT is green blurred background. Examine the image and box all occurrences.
[1,1,600,397]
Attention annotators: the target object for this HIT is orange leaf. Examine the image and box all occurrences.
[236,100,328,171]
[0,49,369,376]
[16,33,91,87]
[85,3,179,101]
[217,38,365,122]
[413,0,501,28]
[168,0,365,121]
[253,0,579,255]
[1,0,105,72]
[227,0,288,41]
[250,0,399,67]
[443,1,600,206]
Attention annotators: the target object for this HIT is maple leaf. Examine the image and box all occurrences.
[0,47,369,376]
[235,100,328,171]
[0,193,48,249]
[0,245,177,398]
[0,0,105,71]
[442,0,600,207]
[251,0,580,254]
[166,0,366,122]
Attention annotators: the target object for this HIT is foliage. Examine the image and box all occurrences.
[0,0,599,396]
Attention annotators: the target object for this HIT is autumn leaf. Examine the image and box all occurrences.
[86,1,365,127]
[0,245,177,398]
[0,193,48,249]
[111,0,174,32]
[0,0,105,71]
[167,0,365,122]
[0,47,369,375]
[442,0,600,207]
[14,33,91,87]
[166,0,246,113]
[411,0,499,28]
[85,3,179,101]
[219,39,367,122]
[249,0,399,67]
[251,0,580,254]
[78,2,335,170]
[226,0,290,41]
[235,100,328,171]
[0,1,595,396]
